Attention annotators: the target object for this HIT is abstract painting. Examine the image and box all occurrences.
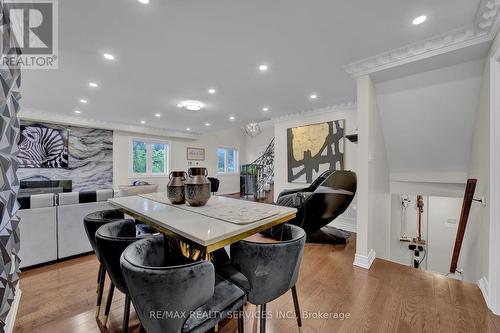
[18,124,69,168]
[287,120,345,183]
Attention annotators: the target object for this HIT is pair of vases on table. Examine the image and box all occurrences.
[167,167,211,206]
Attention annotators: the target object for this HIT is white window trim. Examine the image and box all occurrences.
[217,146,239,175]
[129,137,170,178]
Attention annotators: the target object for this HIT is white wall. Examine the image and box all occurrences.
[273,106,358,201]
[113,127,246,194]
[427,196,462,275]
[356,75,391,265]
[376,59,483,178]
[461,56,491,284]
[390,179,466,198]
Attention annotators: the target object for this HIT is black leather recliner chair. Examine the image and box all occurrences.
[274,170,357,244]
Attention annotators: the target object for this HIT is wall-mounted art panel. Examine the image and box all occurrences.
[287,120,345,183]
[17,122,113,192]
[19,124,69,168]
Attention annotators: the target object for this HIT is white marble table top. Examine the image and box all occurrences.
[109,194,297,252]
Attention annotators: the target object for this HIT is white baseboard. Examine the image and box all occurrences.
[328,217,356,233]
[4,286,21,333]
[478,276,490,308]
[353,249,376,269]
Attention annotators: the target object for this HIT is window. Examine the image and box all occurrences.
[217,147,238,174]
[130,138,169,176]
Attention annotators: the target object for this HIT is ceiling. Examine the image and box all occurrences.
[20,0,482,134]
[376,59,484,176]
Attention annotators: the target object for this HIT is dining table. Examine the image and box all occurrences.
[108,192,297,260]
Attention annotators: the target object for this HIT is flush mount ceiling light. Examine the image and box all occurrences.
[154,113,161,118]
[138,0,150,4]
[74,110,81,114]
[88,82,98,88]
[229,116,235,120]
[205,122,211,126]
[208,88,216,94]
[309,94,318,99]
[412,15,427,25]
[80,98,88,104]
[258,64,268,71]
[178,100,204,111]
[140,120,146,124]
[186,127,191,131]
[103,53,115,60]
[262,107,269,112]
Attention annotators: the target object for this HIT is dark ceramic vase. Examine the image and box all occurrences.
[185,167,211,206]
[167,171,187,204]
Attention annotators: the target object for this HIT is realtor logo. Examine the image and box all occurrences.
[1,0,58,69]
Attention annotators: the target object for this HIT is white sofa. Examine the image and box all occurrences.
[57,189,114,259]
[18,189,116,268]
[18,194,57,268]
[118,184,158,197]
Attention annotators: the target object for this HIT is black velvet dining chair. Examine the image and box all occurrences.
[83,209,126,317]
[95,219,153,333]
[218,223,306,333]
[120,234,247,333]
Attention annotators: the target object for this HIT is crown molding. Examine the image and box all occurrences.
[18,108,201,140]
[344,0,500,77]
[476,0,500,39]
[270,101,357,123]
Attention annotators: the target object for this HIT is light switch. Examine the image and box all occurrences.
[445,218,457,228]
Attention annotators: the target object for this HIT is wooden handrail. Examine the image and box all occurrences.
[449,178,477,274]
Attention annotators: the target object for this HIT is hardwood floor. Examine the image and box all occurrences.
[15,235,499,333]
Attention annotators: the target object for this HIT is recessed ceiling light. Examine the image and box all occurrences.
[154,113,161,118]
[74,110,81,114]
[412,15,427,25]
[208,88,216,94]
[88,82,98,88]
[80,99,88,104]
[205,122,210,126]
[103,53,115,60]
[186,127,191,131]
[262,107,269,112]
[178,100,204,111]
[138,0,149,4]
[187,105,201,111]
[140,120,146,124]
[258,64,268,71]
[309,94,318,99]
[229,116,235,120]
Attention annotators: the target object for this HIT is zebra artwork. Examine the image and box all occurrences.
[18,125,69,168]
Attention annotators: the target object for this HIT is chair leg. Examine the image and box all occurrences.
[238,306,244,333]
[259,304,266,333]
[102,282,115,326]
[291,286,303,333]
[96,263,104,293]
[96,267,106,317]
[122,294,131,333]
